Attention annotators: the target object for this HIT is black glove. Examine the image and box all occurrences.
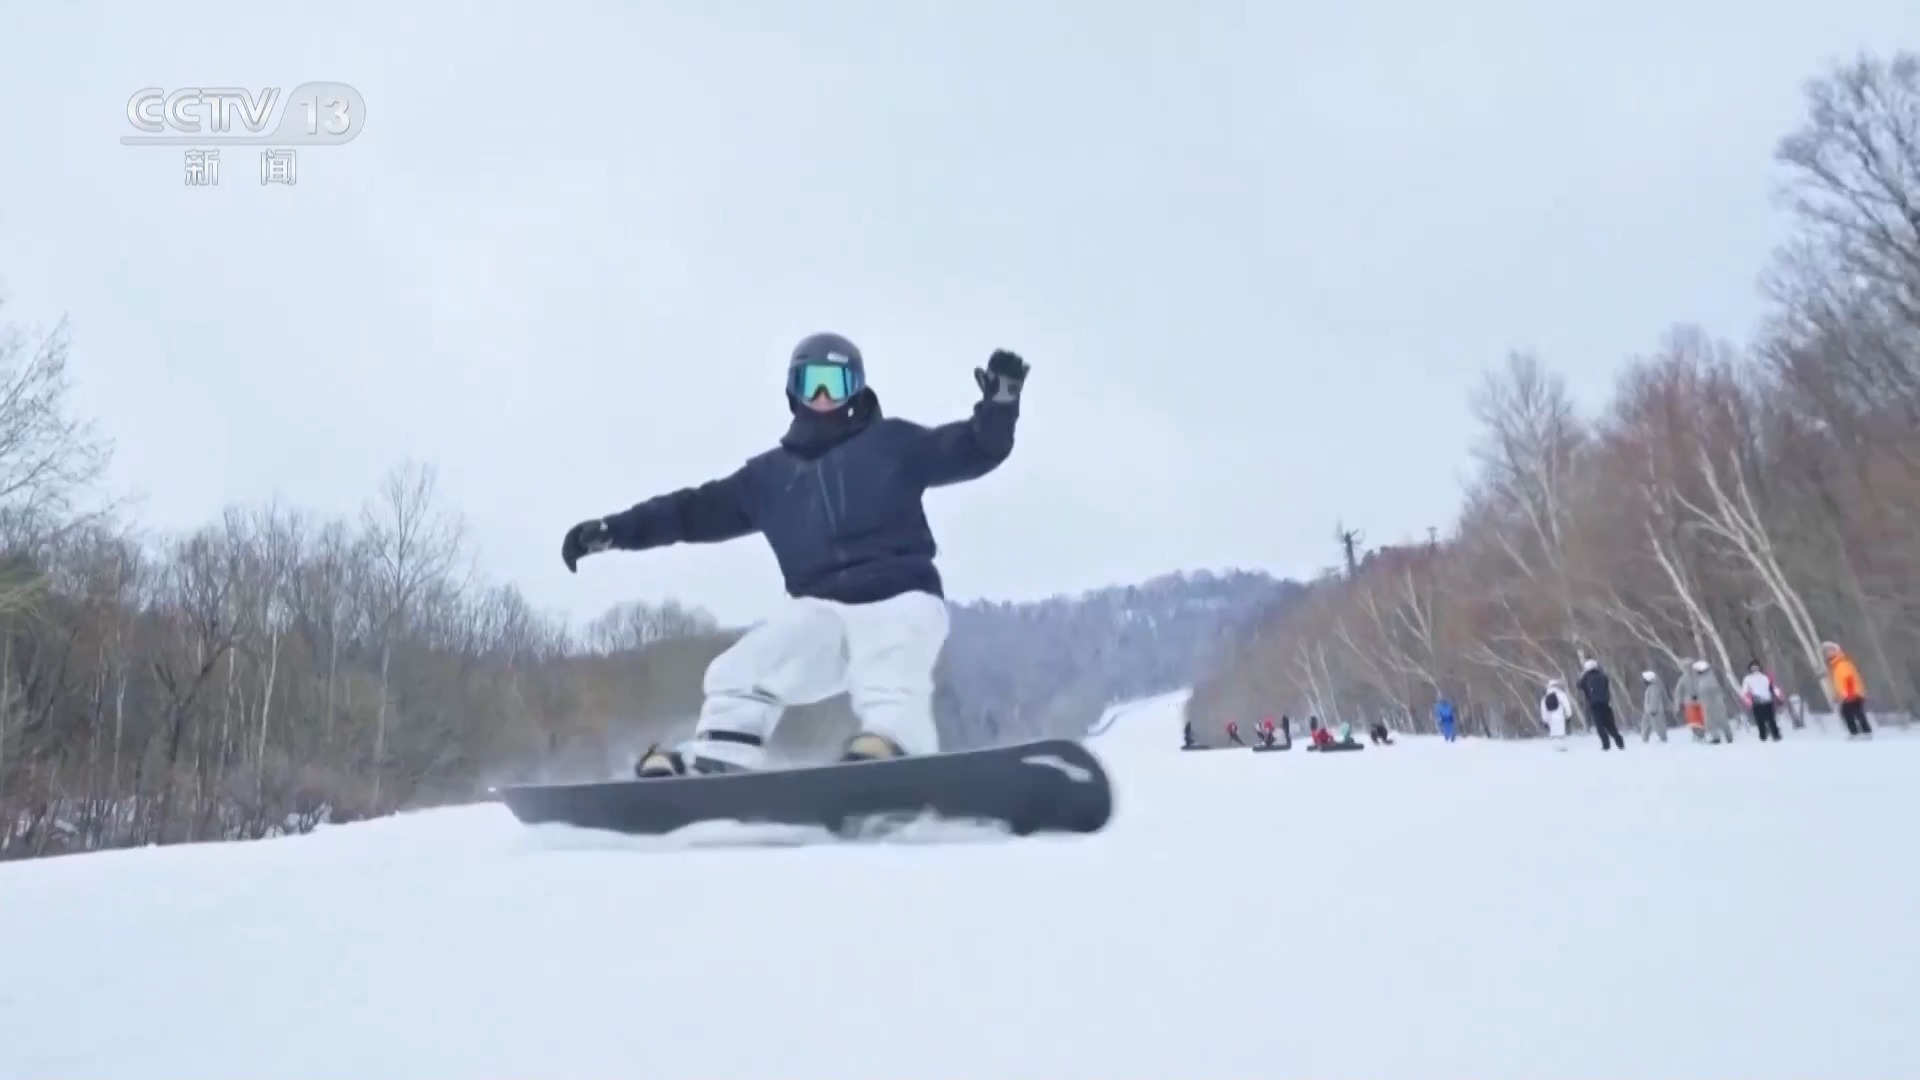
[974,348,1028,404]
[562,518,613,573]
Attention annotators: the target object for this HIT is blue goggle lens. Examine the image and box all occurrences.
[790,363,861,402]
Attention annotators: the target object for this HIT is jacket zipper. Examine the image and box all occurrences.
[812,459,839,539]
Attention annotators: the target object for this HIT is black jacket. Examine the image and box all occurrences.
[600,389,1016,605]
[1578,666,1612,709]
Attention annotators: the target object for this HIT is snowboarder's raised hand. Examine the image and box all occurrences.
[973,349,1028,404]
[562,517,613,573]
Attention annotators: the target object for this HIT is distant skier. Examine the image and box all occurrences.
[560,332,1028,776]
[1540,680,1572,742]
[1435,697,1458,742]
[1675,661,1733,744]
[1739,659,1784,742]
[1821,640,1873,739]
[1255,716,1287,749]
[1577,659,1626,751]
[1639,670,1670,743]
[1308,717,1334,749]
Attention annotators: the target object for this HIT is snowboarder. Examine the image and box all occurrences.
[1226,720,1247,747]
[1674,661,1733,744]
[1368,721,1394,745]
[1308,717,1333,749]
[1822,640,1873,739]
[1639,669,1670,743]
[1255,716,1287,749]
[1739,659,1784,742]
[1540,680,1572,742]
[1577,659,1626,750]
[560,333,1028,776]
[1435,697,1457,742]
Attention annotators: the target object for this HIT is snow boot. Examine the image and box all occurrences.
[634,730,766,778]
[841,732,906,762]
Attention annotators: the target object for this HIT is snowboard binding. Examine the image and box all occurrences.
[634,730,765,778]
[635,729,908,778]
[841,732,905,762]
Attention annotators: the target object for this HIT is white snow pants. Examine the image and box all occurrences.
[695,590,950,756]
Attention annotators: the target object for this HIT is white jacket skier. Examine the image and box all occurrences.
[1540,680,1572,740]
[1738,669,1778,705]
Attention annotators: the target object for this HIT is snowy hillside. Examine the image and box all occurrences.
[3,698,1916,1079]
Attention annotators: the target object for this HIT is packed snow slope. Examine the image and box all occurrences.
[3,698,1916,1080]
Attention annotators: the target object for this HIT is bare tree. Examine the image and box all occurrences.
[359,460,462,805]
[1774,52,1920,331]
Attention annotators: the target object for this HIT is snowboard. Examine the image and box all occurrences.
[1251,742,1291,753]
[494,738,1112,839]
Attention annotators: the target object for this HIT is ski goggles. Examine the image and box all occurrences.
[789,362,863,403]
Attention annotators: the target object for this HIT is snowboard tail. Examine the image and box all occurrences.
[496,738,1112,838]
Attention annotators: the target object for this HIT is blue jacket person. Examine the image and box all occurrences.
[561,332,1027,776]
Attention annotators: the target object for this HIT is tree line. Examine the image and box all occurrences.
[1188,51,1920,742]
[0,397,643,856]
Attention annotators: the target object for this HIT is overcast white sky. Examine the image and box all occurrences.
[1,2,1911,628]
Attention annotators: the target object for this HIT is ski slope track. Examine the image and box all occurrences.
[3,697,1915,1079]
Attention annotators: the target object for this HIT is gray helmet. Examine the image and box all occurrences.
[787,332,866,404]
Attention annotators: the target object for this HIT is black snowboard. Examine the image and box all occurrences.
[1252,742,1291,753]
[494,738,1112,839]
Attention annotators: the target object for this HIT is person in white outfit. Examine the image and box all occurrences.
[1739,659,1784,742]
[1540,679,1572,741]
[1639,670,1670,742]
[560,332,1029,775]
[1674,660,1734,744]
